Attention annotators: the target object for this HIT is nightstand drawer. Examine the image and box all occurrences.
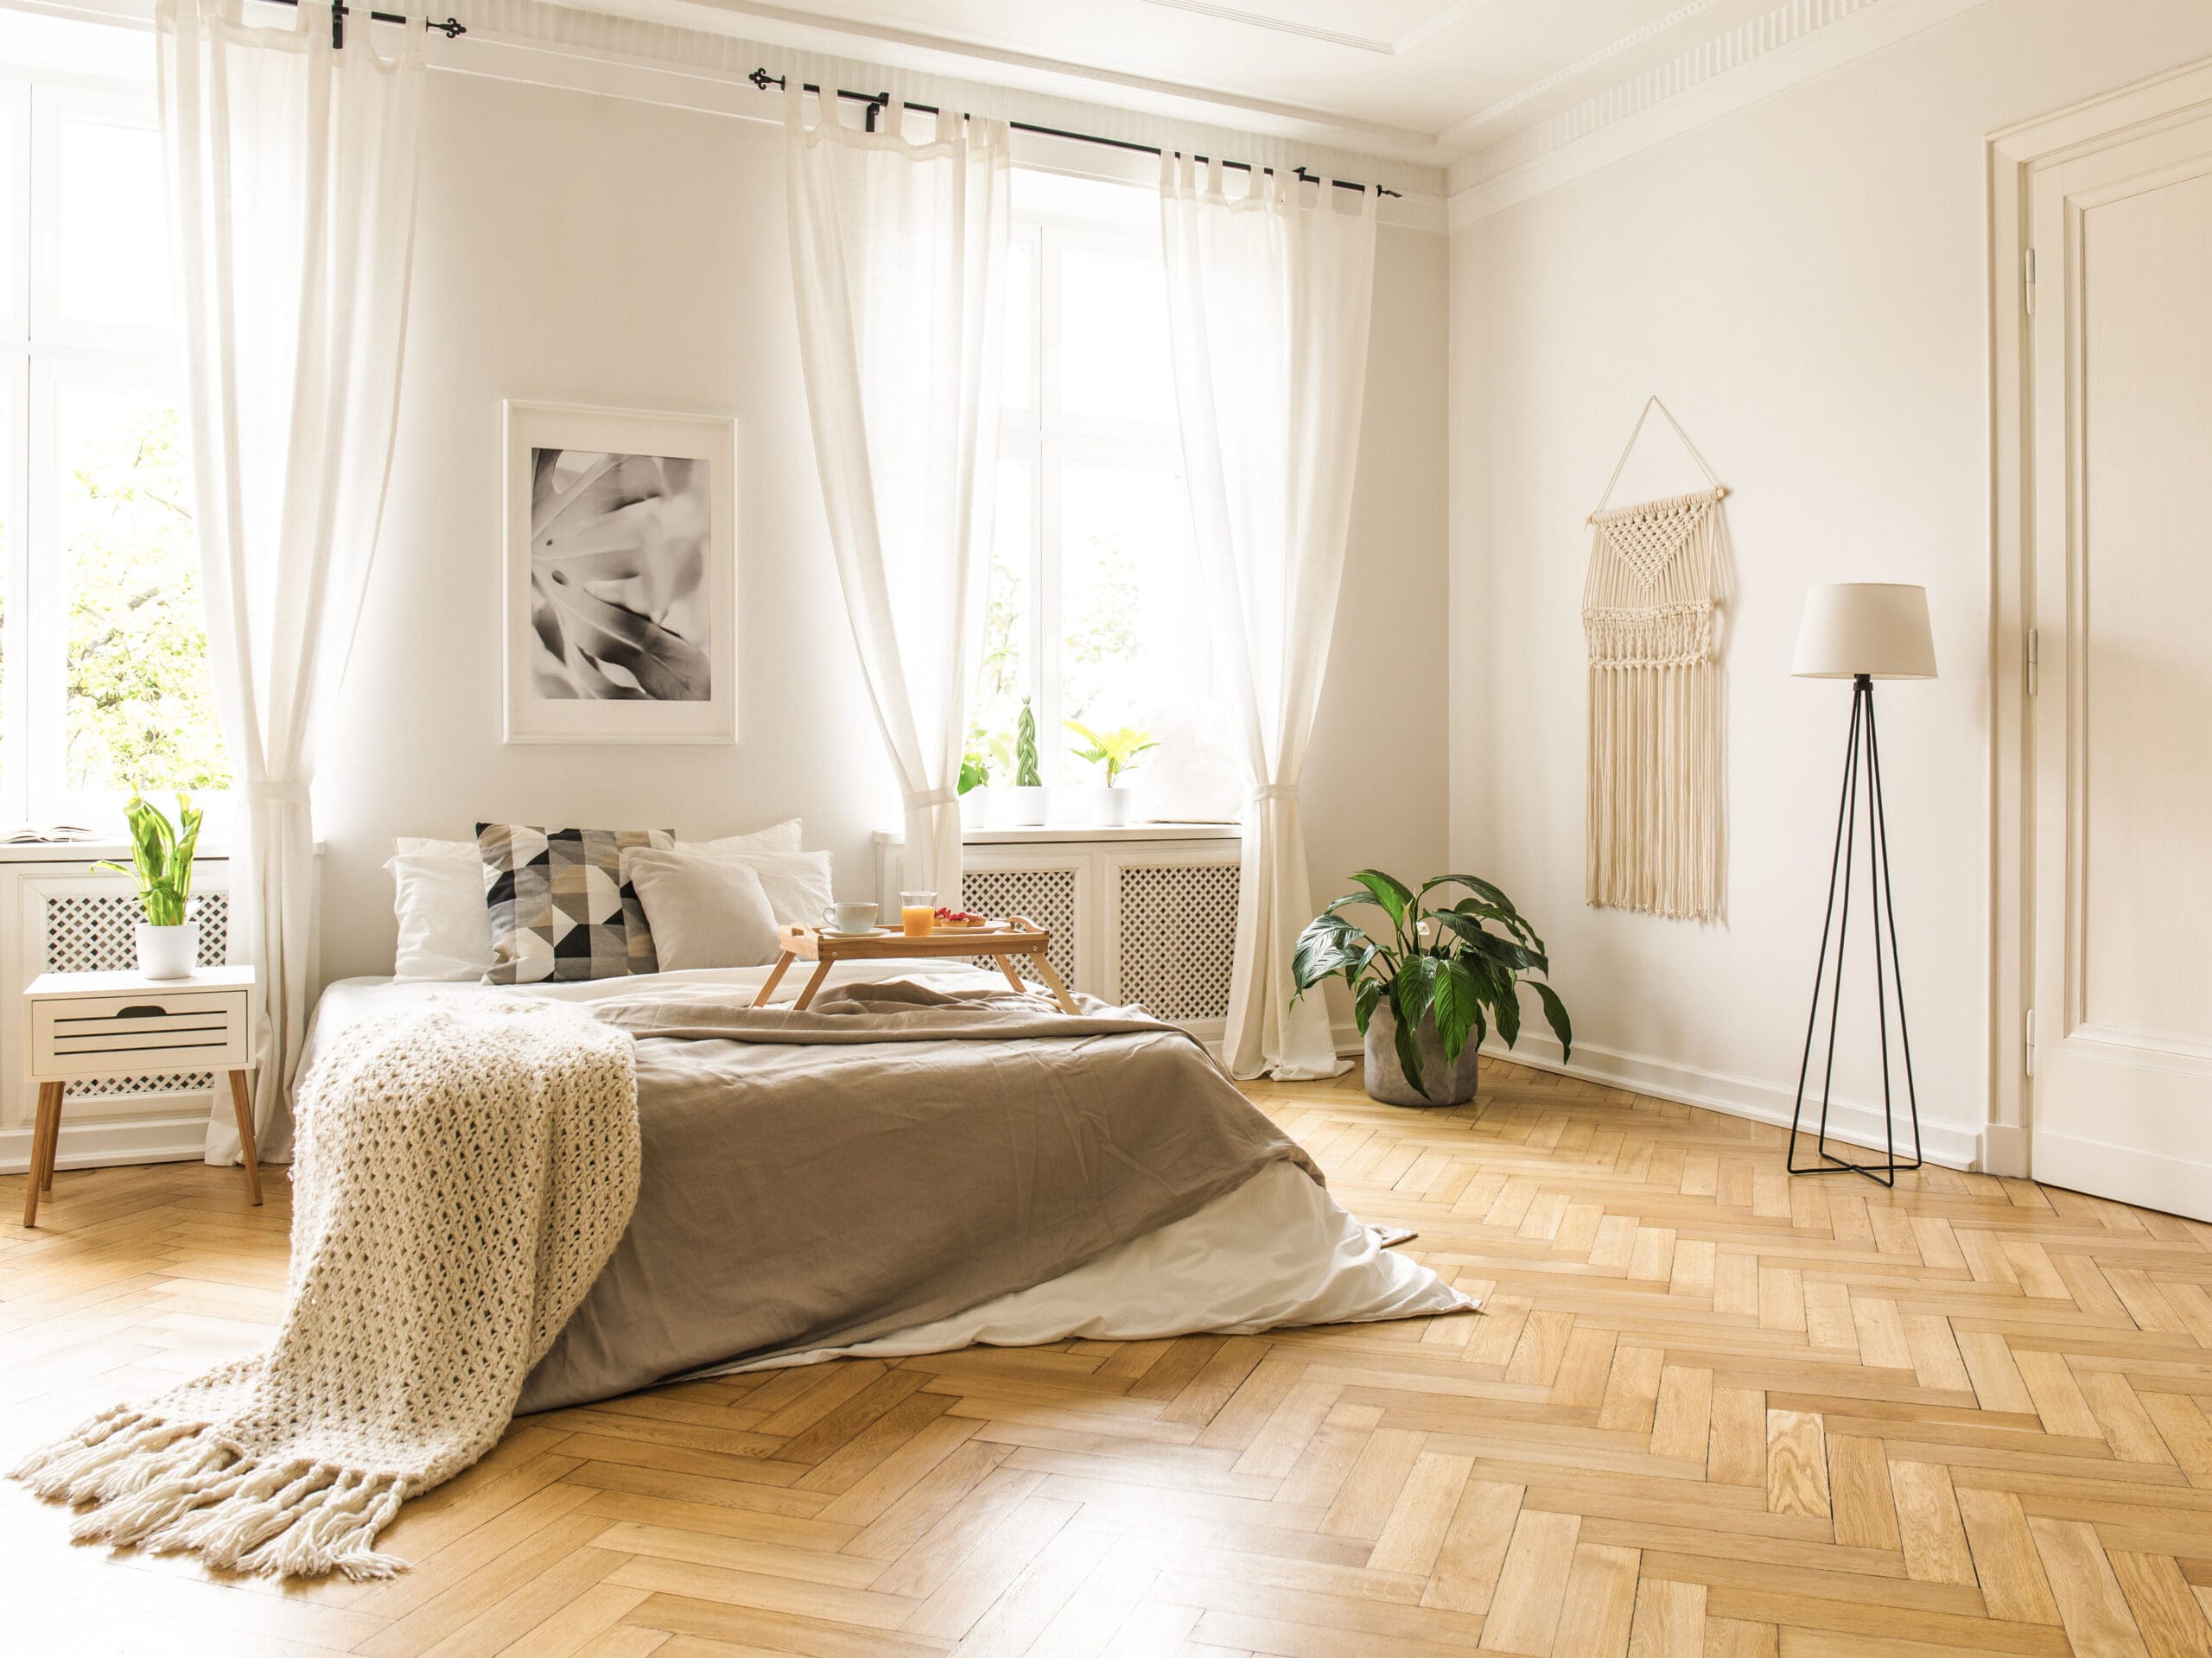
[30,989,250,1077]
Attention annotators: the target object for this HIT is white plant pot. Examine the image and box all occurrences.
[958,789,987,831]
[995,785,1051,828]
[1095,786,1136,828]
[136,919,200,981]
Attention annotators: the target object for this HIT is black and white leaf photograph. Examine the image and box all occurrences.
[528,448,712,702]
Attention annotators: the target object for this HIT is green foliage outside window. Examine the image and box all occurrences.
[62,397,231,797]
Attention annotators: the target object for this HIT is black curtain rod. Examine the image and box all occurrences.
[749,68,1400,200]
[251,0,465,49]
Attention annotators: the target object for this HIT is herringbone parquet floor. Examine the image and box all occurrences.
[6,1058,2212,1657]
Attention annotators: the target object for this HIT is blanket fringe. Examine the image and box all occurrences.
[10,1408,410,1579]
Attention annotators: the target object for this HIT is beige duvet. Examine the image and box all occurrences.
[513,980,1319,1413]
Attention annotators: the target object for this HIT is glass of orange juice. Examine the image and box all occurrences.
[899,891,936,937]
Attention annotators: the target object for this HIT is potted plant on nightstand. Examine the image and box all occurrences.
[92,791,206,981]
[1063,720,1159,828]
[1293,870,1572,1108]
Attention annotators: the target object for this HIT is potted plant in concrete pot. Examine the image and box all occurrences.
[1063,720,1158,828]
[995,699,1050,827]
[92,791,206,981]
[1292,870,1571,1107]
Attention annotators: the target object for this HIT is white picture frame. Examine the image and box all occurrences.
[502,399,736,745]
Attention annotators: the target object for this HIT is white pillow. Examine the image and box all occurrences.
[680,817,803,859]
[620,847,783,969]
[394,835,477,859]
[695,847,834,930]
[387,852,494,981]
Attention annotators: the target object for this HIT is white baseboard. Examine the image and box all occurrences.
[1333,1022,1980,1170]
[1,1105,216,1177]
[1979,1122,2028,1179]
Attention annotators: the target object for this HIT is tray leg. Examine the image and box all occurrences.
[22,1081,60,1227]
[753,951,797,1008]
[793,959,835,1012]
[228,1070,264,1206]
[995,955,1028,994]
[1031,952,1079,1015]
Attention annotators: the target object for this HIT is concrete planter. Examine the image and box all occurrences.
[1363,1000,1479,1108]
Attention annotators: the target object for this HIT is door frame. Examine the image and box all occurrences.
[1984,55,2212,1178]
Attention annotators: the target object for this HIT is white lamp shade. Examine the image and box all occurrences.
[1791,582,1937,680]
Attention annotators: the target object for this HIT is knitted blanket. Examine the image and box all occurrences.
[10,998,638,1579]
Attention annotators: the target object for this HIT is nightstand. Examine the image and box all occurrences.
[22,965,260,1226]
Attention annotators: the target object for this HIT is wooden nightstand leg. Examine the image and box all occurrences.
[36,1082,61,1192]
[227,1070,264,1206]
[22,1081,61,1226]
[752,951,797,1008]
[1031,953,1079,1015]
[791,959,836,1012]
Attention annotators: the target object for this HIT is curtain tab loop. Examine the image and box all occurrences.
[1251,784,1300,803]
[244,780,311,804]
[907,787,958,810]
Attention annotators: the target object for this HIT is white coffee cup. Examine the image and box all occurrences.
[823,900,878,935]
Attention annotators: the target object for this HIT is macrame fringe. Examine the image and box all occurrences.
[1582,485,1726,922]
[11,1406,410,1579]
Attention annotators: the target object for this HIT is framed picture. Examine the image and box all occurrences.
[502,400,736,744]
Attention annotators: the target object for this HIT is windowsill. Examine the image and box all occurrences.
[0,836,327,863]
[874,821,1241,847]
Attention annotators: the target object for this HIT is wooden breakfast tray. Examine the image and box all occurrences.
[752,915,1078,1014]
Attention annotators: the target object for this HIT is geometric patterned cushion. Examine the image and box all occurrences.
[475,823,673,984]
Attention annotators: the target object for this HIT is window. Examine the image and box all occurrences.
[974,169,1208,785]
[0,13,227,827]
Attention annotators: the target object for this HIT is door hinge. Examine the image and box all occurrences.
[2025,627,2040,696]
[2024,1007,2036,1077]
[2023,246,2037,314]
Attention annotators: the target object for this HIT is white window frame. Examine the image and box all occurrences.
[0,59,204,829]
[995,199,1199,785]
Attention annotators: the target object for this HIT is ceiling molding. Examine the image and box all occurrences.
[1447,0,1999,225]
[1133,0,1489,58]
[1435,0,1713,151]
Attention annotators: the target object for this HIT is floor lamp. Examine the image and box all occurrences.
[1788,582,1936,1185]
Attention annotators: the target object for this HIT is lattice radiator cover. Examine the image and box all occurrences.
[1116,861,1238,1023]
[47,892,230,1099]
[961,867,1078,985]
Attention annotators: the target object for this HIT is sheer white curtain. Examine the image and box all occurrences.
[1160,154,1377,1081]
[157,0,425,1161]
[783,90,1009,902]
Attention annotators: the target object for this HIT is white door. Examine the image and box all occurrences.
[2026,111,2212,1220]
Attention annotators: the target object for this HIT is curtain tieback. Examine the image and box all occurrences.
[1251,784,1300,803]
[906,787,959,810]
[245,780,311,804]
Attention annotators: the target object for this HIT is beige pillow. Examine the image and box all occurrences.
[620,846,783,970]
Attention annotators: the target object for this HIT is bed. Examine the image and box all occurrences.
[301,960,1475,1413]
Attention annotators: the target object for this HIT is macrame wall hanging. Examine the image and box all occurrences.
[1582,397,1731,922]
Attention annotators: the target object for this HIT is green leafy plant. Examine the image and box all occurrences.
[92,791,204,928]
[1013,698,1043,789]
[959,726,991,796]
[1063,721,1159,787]
[1292,870,1572,1102]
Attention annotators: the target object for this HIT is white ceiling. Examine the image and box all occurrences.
[673,0,1788,165]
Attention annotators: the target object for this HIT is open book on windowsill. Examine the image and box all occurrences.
[0,823,97,844]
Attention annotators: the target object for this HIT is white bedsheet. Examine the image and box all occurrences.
[302,969,1479,1372]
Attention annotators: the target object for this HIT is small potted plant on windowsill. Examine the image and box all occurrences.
[990,698,1052,829]
[93,791,206,981]
[1063,721,1158,828]
[1292,870,1571,1108]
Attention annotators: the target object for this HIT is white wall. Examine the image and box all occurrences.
[1447,0,2212,1163]
[319,73,1446,985]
